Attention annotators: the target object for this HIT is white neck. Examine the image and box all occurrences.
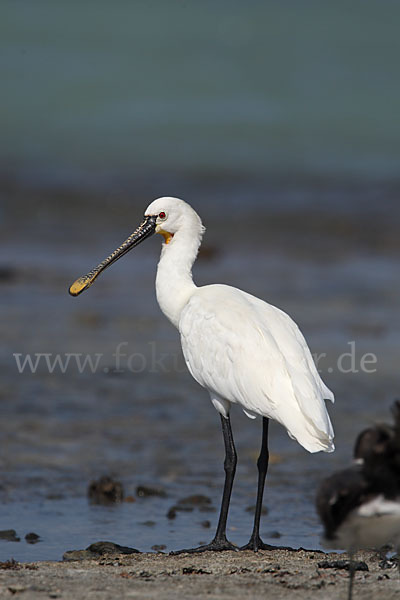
[155,221,203,329]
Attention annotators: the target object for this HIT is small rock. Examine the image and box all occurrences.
[87,541,139,556]
[88,476,124,504]
[200,520,211,528]
[317,560,368,572]
[0,559,20,570]
[178,495,211,506]
[182,566,211,575]
[63,541,140,561]
[245,505,268,515]
[136,485,167,498]
[151,544,166,552]
[141,521,156,527]
[124,495,136,503]
[268,530,281,539]
[167,507,177,520]
[166,505,194,519]
[0,530,20,542]
[25,532,40,544]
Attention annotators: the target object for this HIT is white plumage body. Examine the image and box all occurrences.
[149,197,334,455]
[180,284,334,453]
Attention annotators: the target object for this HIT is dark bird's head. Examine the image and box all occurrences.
[315,465,368,544]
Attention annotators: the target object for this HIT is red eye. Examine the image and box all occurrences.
[159,211,166,219]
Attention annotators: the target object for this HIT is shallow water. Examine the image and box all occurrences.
[0,480,324,562]
[1,181,400,561]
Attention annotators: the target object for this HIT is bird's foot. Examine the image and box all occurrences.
[240,534,275,552]
[240,534,294,552]
[170,537,238,555]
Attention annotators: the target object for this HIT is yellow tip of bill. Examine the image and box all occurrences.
[69,276,91,296]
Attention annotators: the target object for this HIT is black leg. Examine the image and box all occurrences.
[170,414,238,554]
[240,417,275,551]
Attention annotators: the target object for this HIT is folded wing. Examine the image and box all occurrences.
[179,284,334,453]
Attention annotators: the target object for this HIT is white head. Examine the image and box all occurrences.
[145,196,205,245]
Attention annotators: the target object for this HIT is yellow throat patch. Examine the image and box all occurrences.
[158,229,174,244]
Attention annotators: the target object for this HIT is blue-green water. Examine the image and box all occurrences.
[1,0,400,185]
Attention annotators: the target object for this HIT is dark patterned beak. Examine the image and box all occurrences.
[69,215,157,296]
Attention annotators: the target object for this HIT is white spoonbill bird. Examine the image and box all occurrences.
[69,197,335,553]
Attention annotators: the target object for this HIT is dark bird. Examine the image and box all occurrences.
[316,401,400,599]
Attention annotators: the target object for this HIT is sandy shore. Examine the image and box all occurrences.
[0,547,398,600]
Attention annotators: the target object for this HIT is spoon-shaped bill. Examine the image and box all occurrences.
[69,215,157,296]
